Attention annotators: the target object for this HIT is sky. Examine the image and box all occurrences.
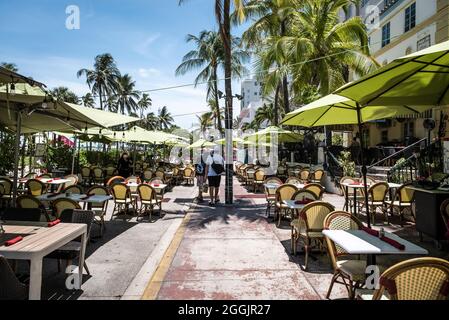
[0,0,249,129]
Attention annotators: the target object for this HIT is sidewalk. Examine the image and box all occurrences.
[149,179,347,300]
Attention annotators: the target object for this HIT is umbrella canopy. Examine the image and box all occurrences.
[335,40,449,107]
[245,126,303,143]
[0,84,140,133]
[188,139,217,149]
[216,137,256,145]
[0,66,45,87]
[281,94,434,127]
[106,126,186,145]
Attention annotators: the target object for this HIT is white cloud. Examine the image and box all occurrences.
[138,68,161,78]
[133,33,161,56]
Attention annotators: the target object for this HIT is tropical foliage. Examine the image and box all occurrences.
[51,87,81,104]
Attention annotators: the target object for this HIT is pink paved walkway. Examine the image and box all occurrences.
[155,179,346,300]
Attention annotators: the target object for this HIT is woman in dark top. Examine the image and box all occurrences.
[117,152,132,178]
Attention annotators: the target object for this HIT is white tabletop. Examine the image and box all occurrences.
[126,183,167,190]
[264,183,305,190]
[341,182,368,189]
[388,183,402,189]
[283,200,307,210]
[322,230,428,255]
[37,194,112,203]
[19,178,71,185]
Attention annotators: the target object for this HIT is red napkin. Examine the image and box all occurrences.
[295,199,313,205]
[47,179,53,183]
[350,182,363,186]
[362,227,405,250]
[5,236,23,246]
[153,184,160,187]
[362,226,379,237]
[54,178,61,180]
[48,219,61,227]
[380,236,405,251]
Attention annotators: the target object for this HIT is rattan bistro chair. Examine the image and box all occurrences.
[0,178,13,207]
[366,182,389,225]
[299,169,311,184]
[263,178,283,217]
[286,177,301,186]
[370,257,449,300]
[52,198,82,219]
[143,169,154,182]
[441,199,449,240]
[25,179,47,196]
[111,183,133,218]
[56,174,78,193]
[137,184,162,221]
[81,167,91,186]
[310,170,325,184]
[275,184,298,227]
[0,256,28,300]
[324,211,366,300]
[92,167,104,185]
[303,183,325,200]
[389,183,415,224]
[253,169,265,193]
[290,202,335,270]
[86,186,110,237]
[183,168,195,186]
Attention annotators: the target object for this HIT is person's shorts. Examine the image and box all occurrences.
[197,175,205,187]
[208,175,221,188]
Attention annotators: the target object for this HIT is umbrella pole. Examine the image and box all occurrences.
[12,110,22,206]
[356,103,371,229]
[71,135,77,175]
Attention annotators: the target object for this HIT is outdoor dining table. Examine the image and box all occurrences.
[37,193,112,204]
[0,222,88,300]
[282,200,307,211]
[126,182,167,191]
[264,183,306,191]
[341,182,404,215]
[322,229,428,266]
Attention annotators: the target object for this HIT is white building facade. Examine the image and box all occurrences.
[238,77,265,128]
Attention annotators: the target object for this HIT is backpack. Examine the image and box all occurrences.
[211,156,225,175]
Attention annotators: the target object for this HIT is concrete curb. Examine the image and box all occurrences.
[120,195,197,300]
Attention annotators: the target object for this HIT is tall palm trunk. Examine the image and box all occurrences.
[213,66,224,137]
[99,85,103,110]
[219,0,233,205]
[280,20,290,114]
[274,83,281,126]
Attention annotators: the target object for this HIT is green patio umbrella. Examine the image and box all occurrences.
[244,126,303,143]
[0,66,45,87]
[281,94,433,127]
[281,94,433,228]
[188,139,217,149]
[335,40,449,107]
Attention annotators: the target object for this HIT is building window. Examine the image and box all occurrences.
[382,22,391,47]
[405,2,416,33]
[403,121,415,139]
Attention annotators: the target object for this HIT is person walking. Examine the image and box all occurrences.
[205,146,225,206]
[117,152,132,178]
[194,148,207,203]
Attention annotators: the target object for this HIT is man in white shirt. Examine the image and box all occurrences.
[205,146,225,206]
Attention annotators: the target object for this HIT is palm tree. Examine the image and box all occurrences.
[176,30,248,137]
[157,106,174,131]
[197,112,214,135]
[179,0,246,204]
[77,53,120,110]
[115,74,140,115]
[237,0,300,116]
[51,87,80,104]
[105,96,118,113]
[82,93,95,108]
[1,62,18,72]
[254,103,275,128]
[144,112,159,131]
[284,0,378,96]
[138,93,152,119]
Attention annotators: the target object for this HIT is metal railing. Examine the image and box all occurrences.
[367,138,427,170]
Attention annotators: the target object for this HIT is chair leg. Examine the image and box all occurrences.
[326,272,339,299]
[84,262,91,276]
[304,239,310,270]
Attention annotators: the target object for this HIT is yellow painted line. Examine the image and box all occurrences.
[141,213,191,300]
